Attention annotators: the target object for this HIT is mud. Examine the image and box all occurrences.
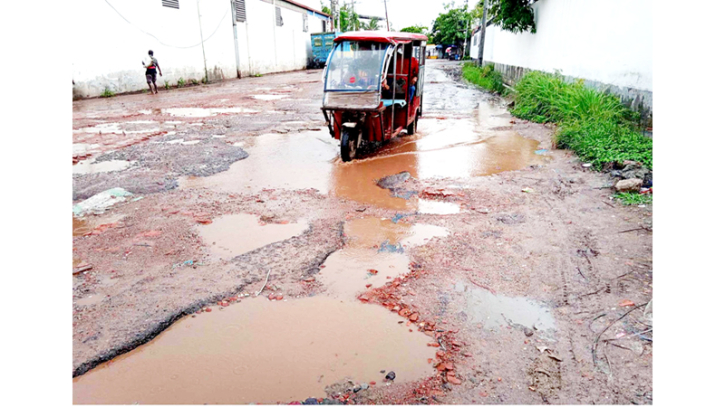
[72,61,652,404]
[73,297,435,404]
[197,213,309,259]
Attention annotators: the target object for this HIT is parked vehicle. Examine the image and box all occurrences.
[321,31,428,161]
[309,32,338,69]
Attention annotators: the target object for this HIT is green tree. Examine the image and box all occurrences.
[320,2,360,32]
[361,18,380,31]
[430,3,472,46]
[473,0,537,34]
[400,25,428,35]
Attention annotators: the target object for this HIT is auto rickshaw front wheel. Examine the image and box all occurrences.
[340,127,360,162]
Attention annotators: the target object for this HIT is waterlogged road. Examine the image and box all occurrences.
[72,61,653,404]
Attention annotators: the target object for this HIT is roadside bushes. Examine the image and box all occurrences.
[462,62,505,95]
[511,71,651,170]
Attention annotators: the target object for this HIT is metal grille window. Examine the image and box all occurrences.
[235,0,246,23]
[276,7,283,26]
[303,14,308,32]
[162,0,179,9]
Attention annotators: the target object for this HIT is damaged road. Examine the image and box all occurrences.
[72,61,652,404]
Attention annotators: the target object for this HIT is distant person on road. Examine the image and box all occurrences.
[142,50,162,94]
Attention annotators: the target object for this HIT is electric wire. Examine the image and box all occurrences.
[103,0,229,49]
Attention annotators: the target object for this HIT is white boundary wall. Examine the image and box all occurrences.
[72,0,325,98]
[470,0,652,93]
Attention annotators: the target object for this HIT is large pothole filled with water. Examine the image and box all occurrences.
[73,297,436,404]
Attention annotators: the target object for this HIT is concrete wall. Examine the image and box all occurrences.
[469,0,652,115]
[72,0,327,98]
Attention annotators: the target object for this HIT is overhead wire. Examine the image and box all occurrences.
[103,0,229,49]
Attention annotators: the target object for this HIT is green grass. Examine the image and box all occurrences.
[190,78,199,85]
[164,80,170,90]
[177,78,186,88]
[462,62,506,95]
[511,71,651,170]
[252,73,263,77]
[100,87,115,98]
[614,192,652,206]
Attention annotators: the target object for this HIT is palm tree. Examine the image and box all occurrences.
[361,18,380,31]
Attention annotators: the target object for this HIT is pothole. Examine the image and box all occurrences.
[162,107,258,117]
[73,159,134,175]
[72,297,435,404]
[460,282,556,332]
[196,213,309,259]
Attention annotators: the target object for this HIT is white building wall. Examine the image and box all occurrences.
[469,0,652,92]
[72,0,329,98]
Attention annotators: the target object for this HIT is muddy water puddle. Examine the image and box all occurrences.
[196,213,308,259]
[73,297,435,404]
[457,282,556,332]
[319,218,448,299]
[179,101,542,211]
[72,159,134,175]
[180,130,338,194]
[418,199,461,214]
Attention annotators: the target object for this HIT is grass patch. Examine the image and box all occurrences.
[100,87,115,98]
[252,73,263,77]
[462,62,506,94]
[177,78,186,88]
[511,71,651,170]
[164,80,170,90]
[614,192,652,206]
[190,78,199,86]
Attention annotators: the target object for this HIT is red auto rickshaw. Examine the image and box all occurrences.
[321,31,428,161]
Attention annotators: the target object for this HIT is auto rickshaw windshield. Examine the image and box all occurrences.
[325,41,390,92]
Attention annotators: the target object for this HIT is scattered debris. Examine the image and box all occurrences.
[73,187,133,216]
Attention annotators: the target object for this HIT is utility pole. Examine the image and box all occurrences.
[477,0,488,66]
[383,0,390,31]
[196,0,208,82]
[330,0,337,32]
[463,0,469,59]
[230,1,241,79]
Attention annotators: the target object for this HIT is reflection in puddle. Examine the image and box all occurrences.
[180,101,542,212]
[319,218,448,299]
[344,217,448,249]
[180,131,337,193]
[162,107,257,117]
[73,159,133,175]
[461,283,556,331]
[319,249,409,298]
[418,199,460,215]
[197,213,308,259]
[73,297,435,404]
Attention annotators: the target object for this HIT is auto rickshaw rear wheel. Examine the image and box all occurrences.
[406,110,419,135]
[341,127,360,162]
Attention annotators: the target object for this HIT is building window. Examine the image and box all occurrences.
[276,7,283,26]
[303,14,308,32]
[162,0,179,9]
[235,1,246,23]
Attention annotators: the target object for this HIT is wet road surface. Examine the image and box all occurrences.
[72,61,653,404]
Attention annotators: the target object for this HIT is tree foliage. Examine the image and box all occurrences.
[320,2,360,32]
[485,0,537,34]
[430,3,471,46]
[400,25,428,35]
[360,18,380,31]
